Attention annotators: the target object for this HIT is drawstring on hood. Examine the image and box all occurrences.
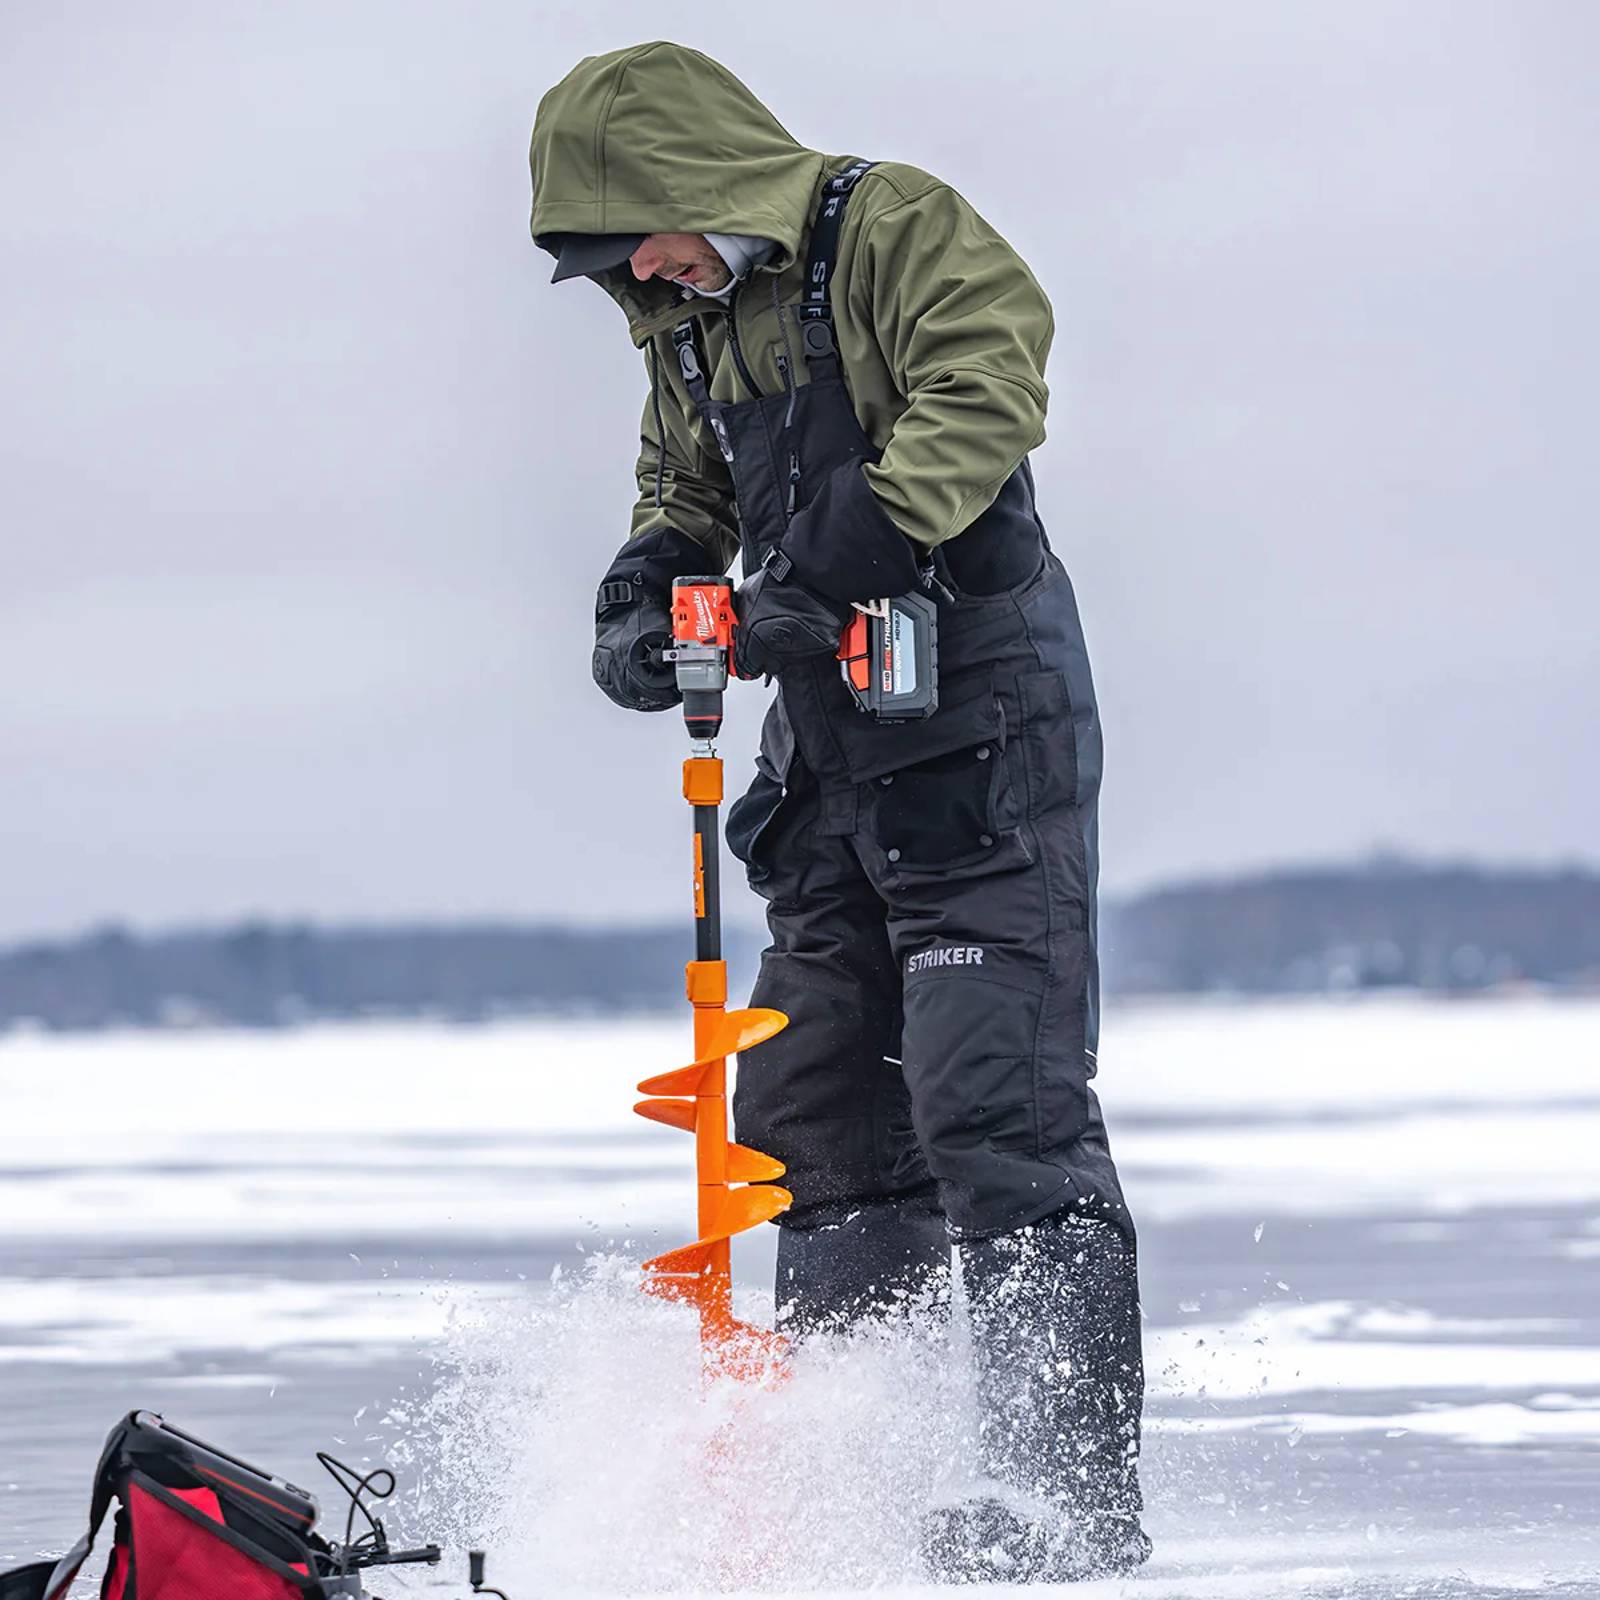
[647,339,667,508]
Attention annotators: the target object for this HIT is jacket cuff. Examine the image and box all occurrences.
[597,526,722,615]
[778,460,921,603]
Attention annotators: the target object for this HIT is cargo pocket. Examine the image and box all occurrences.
[843,687,1019,874]
[726,767,787,894]
[902,963,1043,1158]
[1013,669,1079,816]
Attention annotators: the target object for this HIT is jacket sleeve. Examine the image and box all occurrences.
[849,180,1054,551]
[626,344,740,572]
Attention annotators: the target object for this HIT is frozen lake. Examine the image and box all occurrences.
[2,996,1597,1597]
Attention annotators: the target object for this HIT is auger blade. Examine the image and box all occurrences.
[636,1062,709,1097]
[634,1096,696,1131]
[724,1142,786,1182]
[709,1184,793,1234]
[642,1240,717,1301]
[700,1006,788,1058]
[635,1007,790,1095]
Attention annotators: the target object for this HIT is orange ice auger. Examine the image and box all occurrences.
[634,576,791,1381]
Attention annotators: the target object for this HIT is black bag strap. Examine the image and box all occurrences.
[8,1415,136,1600]
[0,1561,60,1600]
[797,159,877,377]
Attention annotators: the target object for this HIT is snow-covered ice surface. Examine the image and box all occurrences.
[1,995,1597,1597]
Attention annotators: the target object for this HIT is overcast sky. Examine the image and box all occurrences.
[1,0,1595,941]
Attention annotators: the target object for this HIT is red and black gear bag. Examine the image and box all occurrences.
[1,1412,333,1600]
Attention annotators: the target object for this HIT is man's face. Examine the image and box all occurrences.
[629,233,732,292]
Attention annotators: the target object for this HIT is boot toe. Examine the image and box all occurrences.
[920,1497,1107,1585]
[1084,1520,1153,1577]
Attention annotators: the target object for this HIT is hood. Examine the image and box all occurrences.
[529,42,826,343]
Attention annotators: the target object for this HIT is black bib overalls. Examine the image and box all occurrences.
[671,164,1132,1245]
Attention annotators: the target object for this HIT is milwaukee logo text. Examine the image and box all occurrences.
[906,946,986,975]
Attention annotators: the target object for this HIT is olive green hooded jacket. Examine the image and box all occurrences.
[529,41,1055,571]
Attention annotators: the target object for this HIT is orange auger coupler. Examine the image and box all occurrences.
[637,581,791,1382]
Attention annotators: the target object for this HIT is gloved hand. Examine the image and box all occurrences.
[593,582,679,712]
[733,560,852,680]
[591,527,714,713]
[733,458,922,679]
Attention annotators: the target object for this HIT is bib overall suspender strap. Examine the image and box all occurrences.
[795,158,877,380]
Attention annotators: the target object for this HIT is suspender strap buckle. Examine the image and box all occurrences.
[800,320,835,360]
[672,321,704,383]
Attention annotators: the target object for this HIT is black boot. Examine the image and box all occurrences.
[775,1195,951,1336]
[922,1212,1149,1583]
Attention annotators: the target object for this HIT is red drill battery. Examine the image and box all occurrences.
[837,590,939,720]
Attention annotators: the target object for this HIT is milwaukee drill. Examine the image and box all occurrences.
[667,575,737,744]
[669,573,939,732]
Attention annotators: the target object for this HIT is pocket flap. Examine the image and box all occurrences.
[837,683,1004,785]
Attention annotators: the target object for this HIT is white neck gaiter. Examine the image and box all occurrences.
[677,233,779,299]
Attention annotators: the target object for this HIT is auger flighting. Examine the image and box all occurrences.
[633,575,791,1381]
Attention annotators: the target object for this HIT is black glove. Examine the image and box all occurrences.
[591,527,712,713]
[733,561,852,680]
[593,586,678,712]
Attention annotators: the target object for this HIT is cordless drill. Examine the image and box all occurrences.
[669,573,938,730]
[667,576,737,744]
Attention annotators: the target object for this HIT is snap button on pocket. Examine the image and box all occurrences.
[976,746,991,761]
[887,848,902,863]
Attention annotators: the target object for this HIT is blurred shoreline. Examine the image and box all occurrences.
[2,855,1596,1033]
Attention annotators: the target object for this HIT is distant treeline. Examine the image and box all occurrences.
[1,860,1595,1031]
[0,923,700,1031]
[1099,858,1600,995]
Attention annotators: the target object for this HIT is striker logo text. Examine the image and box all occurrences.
[906,946,986,975]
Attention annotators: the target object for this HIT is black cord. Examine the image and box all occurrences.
[315,1451,395,1572]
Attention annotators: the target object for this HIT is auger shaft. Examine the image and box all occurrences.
[687,755,732,1328]
[690,778,721,965]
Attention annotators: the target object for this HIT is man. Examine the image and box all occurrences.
[530,41,1149,1582]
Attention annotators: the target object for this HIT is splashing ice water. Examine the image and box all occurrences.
[398,1253,968,1593]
